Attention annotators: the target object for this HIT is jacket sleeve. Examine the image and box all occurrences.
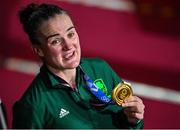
[12,101,44,129]
[112,108,144,129]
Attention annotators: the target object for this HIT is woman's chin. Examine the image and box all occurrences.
[65,60,80,69]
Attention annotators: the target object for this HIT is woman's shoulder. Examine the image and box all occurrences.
[80,57,114,75]
[15,73,47,107]
[81,57,108,66]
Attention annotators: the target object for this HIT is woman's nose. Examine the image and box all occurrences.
[62,38,73,51]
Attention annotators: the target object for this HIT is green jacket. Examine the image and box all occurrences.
[13,58,143,129]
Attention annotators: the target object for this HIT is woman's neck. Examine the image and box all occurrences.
[46,65,76,88]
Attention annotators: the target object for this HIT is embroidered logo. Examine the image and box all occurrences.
[94,79,108,95]
[59,108,70,118]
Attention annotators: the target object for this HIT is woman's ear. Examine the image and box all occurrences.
[32,45,44,57]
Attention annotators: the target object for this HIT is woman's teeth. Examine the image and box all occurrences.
[64,52,74,59]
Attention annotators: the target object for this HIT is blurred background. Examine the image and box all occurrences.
[0,0,180,128]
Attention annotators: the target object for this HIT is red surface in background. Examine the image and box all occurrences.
[1,0,180,90]
[1,0,180,128]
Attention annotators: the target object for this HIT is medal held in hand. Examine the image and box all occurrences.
[112,81,133,105]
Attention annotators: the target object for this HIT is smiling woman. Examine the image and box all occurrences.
[35,14,81,79]
[12,3,144,129]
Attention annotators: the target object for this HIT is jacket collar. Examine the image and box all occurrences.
[39,61,85,89]
[40,64,70,89]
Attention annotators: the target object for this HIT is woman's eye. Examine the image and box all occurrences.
[51,39,62,45]
[68,32,75,38]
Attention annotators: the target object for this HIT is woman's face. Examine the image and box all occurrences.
[35,14,81,71]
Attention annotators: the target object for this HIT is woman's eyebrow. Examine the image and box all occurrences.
[66,26,75,32]
[46,33,60,40]
[46,26,75,40]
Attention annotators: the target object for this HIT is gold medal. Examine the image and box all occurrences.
[112,81,133,105]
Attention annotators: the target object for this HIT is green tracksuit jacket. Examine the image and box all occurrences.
[13,58,143,129]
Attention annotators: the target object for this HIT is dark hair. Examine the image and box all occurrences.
[19,3,69,45]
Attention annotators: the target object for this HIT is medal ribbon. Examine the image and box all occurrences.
[79,66,112,104]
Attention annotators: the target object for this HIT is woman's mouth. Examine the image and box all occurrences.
[64,51,75,60]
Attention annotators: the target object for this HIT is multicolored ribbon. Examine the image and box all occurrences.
[80,66,112,104]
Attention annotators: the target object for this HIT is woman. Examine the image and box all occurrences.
[13,3,144,129]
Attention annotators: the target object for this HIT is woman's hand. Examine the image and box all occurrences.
[122,96,145,124]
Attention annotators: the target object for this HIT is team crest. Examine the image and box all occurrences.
[94,79,108,95]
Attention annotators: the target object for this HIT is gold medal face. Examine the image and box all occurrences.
[112,81,133,105]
